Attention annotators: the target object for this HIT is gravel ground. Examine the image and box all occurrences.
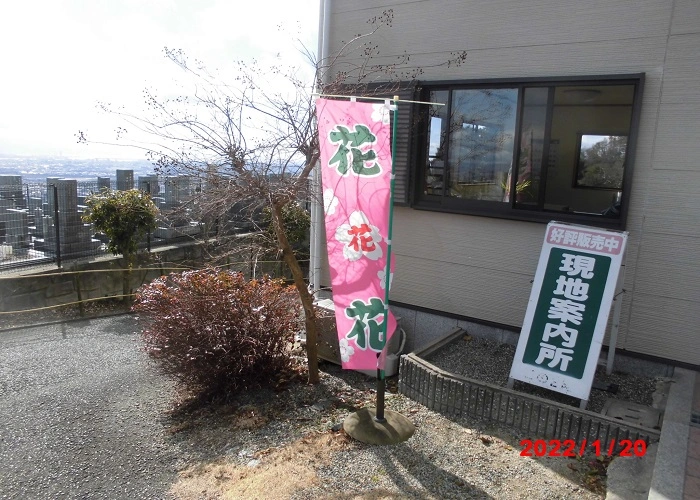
[168,362,608,499]
[0,315,184,499]
[0,299,130,331]
[423,334,658,413]
[2,315,648,499]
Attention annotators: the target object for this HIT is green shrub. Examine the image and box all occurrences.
[83,189,158,259]
[133,269,301,397]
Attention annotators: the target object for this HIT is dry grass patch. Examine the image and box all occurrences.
[170,430,350,499]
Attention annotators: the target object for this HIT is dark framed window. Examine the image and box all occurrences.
[413,75,644,228]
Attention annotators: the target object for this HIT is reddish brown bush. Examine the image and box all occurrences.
[133,269,301,396]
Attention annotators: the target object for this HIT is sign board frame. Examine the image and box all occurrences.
[509,221,628,404]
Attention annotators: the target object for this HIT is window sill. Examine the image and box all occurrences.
[411,200,625,230]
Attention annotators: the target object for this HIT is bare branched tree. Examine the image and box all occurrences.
[77,9,467,384]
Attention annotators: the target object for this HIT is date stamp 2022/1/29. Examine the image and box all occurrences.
[520,439,647,458]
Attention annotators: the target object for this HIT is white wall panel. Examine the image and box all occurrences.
[640,171,700,237]
[330,0,671,55]
[633,233,700,300]
[660,33,700,104]
[651,102,700,171]
[670,0,700,35]
[330,37,667,84]
[391,207,544,273]
[392,253,532,327]
[627,293,700,365]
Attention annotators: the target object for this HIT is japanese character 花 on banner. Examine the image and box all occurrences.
[316,98,397,371]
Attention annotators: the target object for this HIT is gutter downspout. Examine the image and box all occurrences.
[310,0,330,296]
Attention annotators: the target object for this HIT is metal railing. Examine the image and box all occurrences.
[0,181,211,273]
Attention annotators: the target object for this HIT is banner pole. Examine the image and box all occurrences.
[375,95,399,423]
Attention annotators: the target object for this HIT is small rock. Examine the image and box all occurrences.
[312,400,331,411]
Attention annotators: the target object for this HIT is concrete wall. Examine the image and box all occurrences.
[0,243,210,313]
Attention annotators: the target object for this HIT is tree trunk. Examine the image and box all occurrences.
[270,201,320,384]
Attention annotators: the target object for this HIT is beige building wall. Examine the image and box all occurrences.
[323,0,700,365]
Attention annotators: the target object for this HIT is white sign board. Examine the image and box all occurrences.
[509,222,628,401]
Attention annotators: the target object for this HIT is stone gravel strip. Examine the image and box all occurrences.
[424,334,658,413]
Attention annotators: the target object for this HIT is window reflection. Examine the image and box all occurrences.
[576,134,627,190]
[425,90,449,196]
[447,89,517,201]
[510,87,548,206]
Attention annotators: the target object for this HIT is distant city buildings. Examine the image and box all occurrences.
[137,175,159,196]
[97,177,111,191]
[0,169,206,265]
[0,175,25,208]
[116,169,134,190]
[164,175,196,208]
[0,175,29,253]
[49,179,100,257]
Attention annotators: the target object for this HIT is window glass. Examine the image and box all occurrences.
[446,89,517,201]
[543,85,634,216]
[512,87,548,207]
[416,77,641,227]
[425,90,449,196]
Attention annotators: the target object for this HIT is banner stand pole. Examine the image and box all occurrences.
[375,353,386,422]
[373,94,400,424]
[343,96,415,445]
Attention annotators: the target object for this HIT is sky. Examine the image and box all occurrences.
[0,0,319,159]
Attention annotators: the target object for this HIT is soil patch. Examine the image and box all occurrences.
[171,432,350,499]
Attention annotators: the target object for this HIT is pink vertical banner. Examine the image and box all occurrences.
[316,98,397,371]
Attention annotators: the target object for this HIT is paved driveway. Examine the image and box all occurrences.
[0,315,182,499]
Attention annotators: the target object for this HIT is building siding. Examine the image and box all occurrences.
[324,0,700,365]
